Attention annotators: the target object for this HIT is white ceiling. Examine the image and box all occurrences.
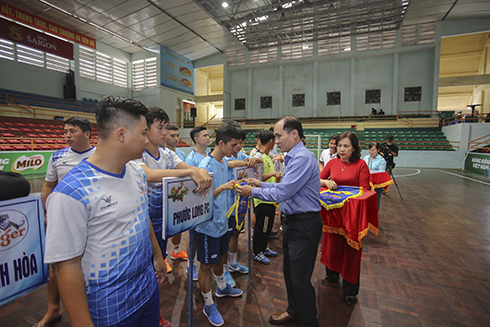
[2,0,490,61]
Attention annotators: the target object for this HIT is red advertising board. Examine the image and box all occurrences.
[0,1,96,49]
[0,17,73,59]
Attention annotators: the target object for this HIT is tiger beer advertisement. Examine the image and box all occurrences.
[161,174,214,239]
[0,194,49,306]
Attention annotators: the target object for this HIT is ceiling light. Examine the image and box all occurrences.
[222,2,229,8]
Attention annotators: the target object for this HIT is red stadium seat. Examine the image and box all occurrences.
[32,146,42,150]
[13,145,29,150]
[21,128,32,132]
[38,134,50,138]
[26,123,37,127]
[0,139,5,144]
[37,124,47,127]
[90,140,98,144]
[1,132,15,137]
[8,127,21,132]
[45,140,56,144]
[32,129,43,132]
[26,133,38,137]
[2,122,15,126]
[0,145,15,151]
[40,145,54,150]
[49,134,58,138]
[7,139,21,144]
[56,139,66,144]
[34,139,46,144]
[15,122,27,127]
[20,139,32,144]
[0,127,8,131]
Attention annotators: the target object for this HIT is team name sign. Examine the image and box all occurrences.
[162,174,214,239]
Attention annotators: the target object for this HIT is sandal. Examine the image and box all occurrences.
[34,314,62,327]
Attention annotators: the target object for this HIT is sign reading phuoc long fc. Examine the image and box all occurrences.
[0,17,73,60]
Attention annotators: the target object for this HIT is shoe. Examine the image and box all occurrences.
[345,296,357,305]
[223,270,236,287]
[159,316,172,327]
[203,303,224,327]
[254,252,270,265]
[164,258,172,274]
[171,249,188,260]
[269,230,278,236]
[325,273,339,283]
[269,311,297,325]
[186,264,198,281]
[34,314,62,327]
[383,191,389,196]
[263,248,278,257]
[215,284,243,298]
[228,262,249,274]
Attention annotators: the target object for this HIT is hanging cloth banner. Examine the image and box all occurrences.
[0,1,96,49]
[319,186,363,210]
[0,17,74,60]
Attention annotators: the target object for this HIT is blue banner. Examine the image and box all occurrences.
[160,45,194,95]
[162,175,213,239]
[0,194,49,306]
[319,186,364,210]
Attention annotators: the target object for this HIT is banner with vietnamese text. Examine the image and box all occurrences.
[0,194,49,306]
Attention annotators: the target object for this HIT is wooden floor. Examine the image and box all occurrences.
[2,168,490,327]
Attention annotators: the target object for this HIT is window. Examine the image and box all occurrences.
[80,46,128,88]
[419,22,436,45]
[96,52,112,84]
[226,49,246,67]
[402,25,417,47]
[327,92,341,106]
[235,98,246,110]
[249,46,278,64]
[282,42,313,61]
[16,44,44,68]
[365,89,381,104]
[0,39,14,61]
[46,53,70,73]
[260,96,272,109]
[404,87,422,102]
[318,35,351,56]
[79,46,95,80]
[402,22,436,47]
[113,58,128,88]
[356,30,395,52]
[292,94,305,107]
[132,57,157,91]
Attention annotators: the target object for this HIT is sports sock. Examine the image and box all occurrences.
[229,252,237,265]
[202,291,214,306]
[215,273,227,289]
[173,244,180,253]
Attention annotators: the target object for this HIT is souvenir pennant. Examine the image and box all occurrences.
[319,186,363,210]
[226,182,249,230]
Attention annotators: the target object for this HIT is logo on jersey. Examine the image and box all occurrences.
[0,211,28,250]
[136,181,146,194]
[100,196,118,210]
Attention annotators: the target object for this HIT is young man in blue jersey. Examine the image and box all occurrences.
[45,96,167,327]
[185,125,211,280]
[196,123,246,326]
[36,117,95,327]
[166,124,186,161]
[135,108,211,326]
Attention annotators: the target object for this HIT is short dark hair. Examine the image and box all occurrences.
[338,131,361,162]
[369,141,380,151]
[65,117,92,134]
[145,107,169,128]
[257,130,274,145]
[386,134,394,141]
[167,124,179,131]
[226,120,242,129]
[237,128,246,141]
[190,126,207,144]
[216,123,241,145]
[279,115,304,139]
[328,134,339,142]
[96,96,148,140]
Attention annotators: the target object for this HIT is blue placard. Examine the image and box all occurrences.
[0,194,49,306]
[160,45,194,95]
[162,174,214,239]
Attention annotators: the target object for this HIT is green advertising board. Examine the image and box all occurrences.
[465,153,490,174]
[0,151,55,175]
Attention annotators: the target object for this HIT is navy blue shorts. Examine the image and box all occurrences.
[152,221,167,260]
[195,231,228,264]
[228,215,245,235]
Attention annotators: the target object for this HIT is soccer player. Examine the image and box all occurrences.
[166,124,186,161]
[36,117,95,327]
[45,96,167,327]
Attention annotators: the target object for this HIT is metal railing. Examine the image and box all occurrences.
[467,133,490,153]
[442,113,489,126]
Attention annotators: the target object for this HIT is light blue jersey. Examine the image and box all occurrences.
[45,160,156,326]
[185,149,208,167]
[45,146,95,182]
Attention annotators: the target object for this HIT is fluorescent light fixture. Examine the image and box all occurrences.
[222,2,229,8]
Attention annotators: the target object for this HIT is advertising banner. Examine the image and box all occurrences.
[0,151,54,175]
[162,174,214,239]
[0,194,49,306]
[465,153,490,174]
[161,45,194,95]
[0,17,74,60]
[0,1,96,49]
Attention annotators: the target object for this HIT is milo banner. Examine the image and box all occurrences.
[465,153,490,174]
[0,151,54,175]
[0,194,49,306]
[161,174,214,239]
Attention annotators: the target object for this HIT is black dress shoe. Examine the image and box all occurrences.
[345,296,357,305]
[269,311,297,325]
[325,273,339,283]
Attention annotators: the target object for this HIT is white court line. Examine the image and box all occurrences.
[393,169,421,177]
[438,169,490,186]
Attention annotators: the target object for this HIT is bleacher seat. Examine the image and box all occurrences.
[0,145,14,151]
[26,133,38,138]
[34,139,46,144]
[7,139,21,144]
[46,140,56,144]
[38,134,50,138]
[20,139,32,144]
[57,140,66,144]
[13,145,29,150]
